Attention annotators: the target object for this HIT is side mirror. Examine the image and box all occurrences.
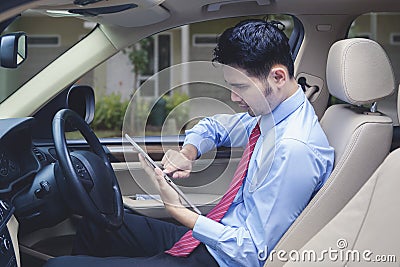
[0,32,27,68]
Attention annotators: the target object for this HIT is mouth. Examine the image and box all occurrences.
[238,104,256,115]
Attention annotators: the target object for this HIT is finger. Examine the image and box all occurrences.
[172,171,190,179]
[161,154,167,165]
[164,150,181,166]
[155,171,173,194]
[172,172,181,179]
[154,168,166,183]
[165,157,183,171]
[162,157,175,173]
[138,154,148,168]
[163,164,175,174]
[155,167,164,176]
[138,154,146,167]
[138,154,153,174]
[161,150,173,165]
[163,158,180,173]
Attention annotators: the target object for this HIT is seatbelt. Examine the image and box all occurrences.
[298,76,320,100]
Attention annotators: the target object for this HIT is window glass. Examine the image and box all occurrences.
[348,13,400,125]
[0,11,95,103]
[74,15,297,139]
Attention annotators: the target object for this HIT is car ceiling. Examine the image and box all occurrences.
[3,0,400,30]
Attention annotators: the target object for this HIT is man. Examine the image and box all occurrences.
[45,19,334,267]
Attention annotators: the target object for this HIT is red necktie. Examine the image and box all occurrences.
[165,123,261,257]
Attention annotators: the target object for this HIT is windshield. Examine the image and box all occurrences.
[0,10,95,103]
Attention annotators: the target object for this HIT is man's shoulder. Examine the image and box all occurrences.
[279,101,330,151]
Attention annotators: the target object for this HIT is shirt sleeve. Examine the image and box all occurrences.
[183,113,257,156]
[192,138,327,266]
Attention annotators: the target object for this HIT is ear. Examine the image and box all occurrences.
[269,65,288,87]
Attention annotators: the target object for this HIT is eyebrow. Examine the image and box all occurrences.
[226,82,249,88]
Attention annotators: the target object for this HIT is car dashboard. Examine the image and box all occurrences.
[0,117,42,267]
[0,203,18,267]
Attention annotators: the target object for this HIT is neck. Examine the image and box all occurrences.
[263,78,299,115]
[282,79,299,100]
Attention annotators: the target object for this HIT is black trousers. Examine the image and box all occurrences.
[44,213,219,267]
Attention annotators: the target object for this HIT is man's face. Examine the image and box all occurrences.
[222,65,280,117]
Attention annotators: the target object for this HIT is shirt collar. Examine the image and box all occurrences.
[259,86,305,136]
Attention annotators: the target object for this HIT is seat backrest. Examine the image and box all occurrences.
[265,38,395,266]
[280,146,400,266]
[278,86,400,266]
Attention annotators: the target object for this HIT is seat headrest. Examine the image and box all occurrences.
[327,38,395,105]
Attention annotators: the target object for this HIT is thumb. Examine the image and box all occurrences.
[154,168,164,176]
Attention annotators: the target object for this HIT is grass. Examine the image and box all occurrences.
[65,130,122,139]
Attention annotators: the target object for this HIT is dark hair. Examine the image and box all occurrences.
[213,19,294,79]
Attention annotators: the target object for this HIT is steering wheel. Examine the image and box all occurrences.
[52,109,123,229]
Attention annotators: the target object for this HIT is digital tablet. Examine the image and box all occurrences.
[124,133,201,215]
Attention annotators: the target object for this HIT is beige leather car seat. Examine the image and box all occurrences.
[265,38,395,266]
[278,85,400,266]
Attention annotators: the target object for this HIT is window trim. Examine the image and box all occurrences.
[289,15,304,59]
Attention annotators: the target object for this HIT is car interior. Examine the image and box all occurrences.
[0,0,399,266]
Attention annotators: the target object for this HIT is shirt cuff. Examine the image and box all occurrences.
[193,215,225,249]
[184,133,215,157]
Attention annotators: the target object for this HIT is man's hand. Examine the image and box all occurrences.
[161,144,198,179]
[138,154,182,209]
[138,154,200,229]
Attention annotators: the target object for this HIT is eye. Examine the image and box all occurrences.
[231,84,248,90]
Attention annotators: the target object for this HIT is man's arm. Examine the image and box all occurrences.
[165,204,199,229]
[184,113,256,155]
[162,113,256,178]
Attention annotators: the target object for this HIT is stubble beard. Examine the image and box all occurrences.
[247,82,273,117]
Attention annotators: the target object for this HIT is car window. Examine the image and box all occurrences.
[0,11,95,104]
[73,15,299,139]
[347,12,400,125]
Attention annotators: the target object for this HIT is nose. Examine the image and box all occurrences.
[231,91,241,102]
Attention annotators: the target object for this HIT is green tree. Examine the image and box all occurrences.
[124,38,151,94]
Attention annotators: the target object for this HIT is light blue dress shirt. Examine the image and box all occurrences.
[183,87,334,267]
